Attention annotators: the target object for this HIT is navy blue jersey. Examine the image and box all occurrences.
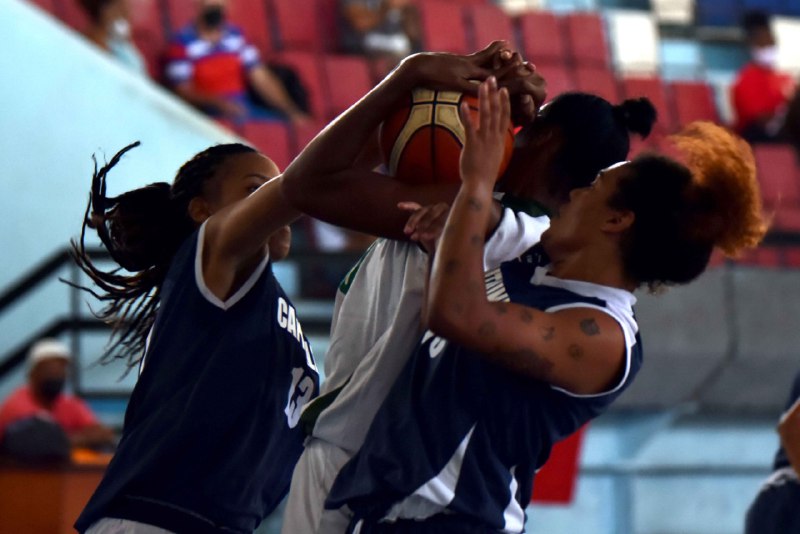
[774,371,800,471]
[76,223,319,534]
[326,245,641,532]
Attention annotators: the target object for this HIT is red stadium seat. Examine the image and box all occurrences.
[322,55,373,120]
[57,0,89,32]
[753,144,800,231]
[272,0,325,52]
[290,119,326,157]
[166,0,272,54]
[573,66,620,103]
[127,0,167,78]
[782,247,800,268]
[706,249,726,269]
[621,77,676,134]
[564,12,610,68]
[316,0,340,52]
[28,0,58,16]
[536,62,575,101]
[417,1,469,54]
[669,81,719,128]
[269,51,326,120]
[465,3,516,51]
[214,117,242,135]
[627,135,657,158]
[734,246,782,268]
[242,121,294,171]
[518,11,568,65]
[165,0,193,31]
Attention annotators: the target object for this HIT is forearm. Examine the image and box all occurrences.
[283,60,414,183]
[427,180,495,333]
[214,176,302,261]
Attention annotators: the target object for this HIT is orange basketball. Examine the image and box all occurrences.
[379,88,515,185]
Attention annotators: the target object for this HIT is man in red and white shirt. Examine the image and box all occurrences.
[165,0,309,123]
[0,339,114,448]
[731,10,796,142]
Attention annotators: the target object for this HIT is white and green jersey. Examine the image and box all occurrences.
[308,197,551,454]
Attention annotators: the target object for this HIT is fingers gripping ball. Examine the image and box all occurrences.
[380,88,515,185]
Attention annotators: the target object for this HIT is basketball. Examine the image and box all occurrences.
[379,88,515,185]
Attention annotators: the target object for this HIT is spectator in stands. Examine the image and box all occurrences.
[732,10,796,143]
[0,339,115,449]
[79,0,147,75]
[165,0,310,123]
[745,370,800,533]
[339,0,421,74]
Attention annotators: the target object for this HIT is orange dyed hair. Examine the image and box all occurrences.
[669,121,767,257]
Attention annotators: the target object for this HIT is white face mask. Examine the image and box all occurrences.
[111,18,131,39]
[752,46,778,68]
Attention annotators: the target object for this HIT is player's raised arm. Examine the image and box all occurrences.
[425,77,628,395]
[280,42,542,241]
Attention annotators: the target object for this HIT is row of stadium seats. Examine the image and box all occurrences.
[28,0,800,259]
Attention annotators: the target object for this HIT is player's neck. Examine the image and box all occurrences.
[549,245,635,291]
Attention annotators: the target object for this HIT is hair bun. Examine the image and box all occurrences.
[615,98,657,138]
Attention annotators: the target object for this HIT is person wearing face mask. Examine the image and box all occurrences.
[79,0,147,76]
[165,0,310,124]
[731,10,796,143]
[0,338,115,450]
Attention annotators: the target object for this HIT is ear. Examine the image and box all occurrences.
[188,196,212,224]
[602,210,634,234]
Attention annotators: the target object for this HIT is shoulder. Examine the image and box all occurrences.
[0,386,32,410]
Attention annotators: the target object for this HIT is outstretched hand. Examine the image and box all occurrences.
[399,201,451,253]
[399,41,509,95]
[459,77,512,187]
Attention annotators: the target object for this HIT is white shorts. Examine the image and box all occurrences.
[85,518,174,534]
[281,438,353,534]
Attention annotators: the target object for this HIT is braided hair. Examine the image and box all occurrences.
[71,141,257,368]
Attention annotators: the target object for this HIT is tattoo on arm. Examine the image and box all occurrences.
[520,309,533,323]
[444,259,460,274]
[478,321,496,337]
[568,344,584,361]
[540,326,555,341]
[495,303,509,315]
[467,197,484,211]
[580,318,600,337]
[469,234,482,246]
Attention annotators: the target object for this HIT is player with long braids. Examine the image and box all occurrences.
[71,142,319,534]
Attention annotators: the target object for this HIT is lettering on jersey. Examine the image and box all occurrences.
[485,268,509,302]
[285,367,315,428]
[421,329,448,359]
[277,297,318,372]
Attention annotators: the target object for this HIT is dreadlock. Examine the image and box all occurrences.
[70,141,257,369]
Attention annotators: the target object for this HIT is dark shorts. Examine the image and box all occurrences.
[348,513,502,534]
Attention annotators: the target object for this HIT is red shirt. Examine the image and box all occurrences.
[0,385,98,441]
[732,63,795,133]
[165,24,260,98]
